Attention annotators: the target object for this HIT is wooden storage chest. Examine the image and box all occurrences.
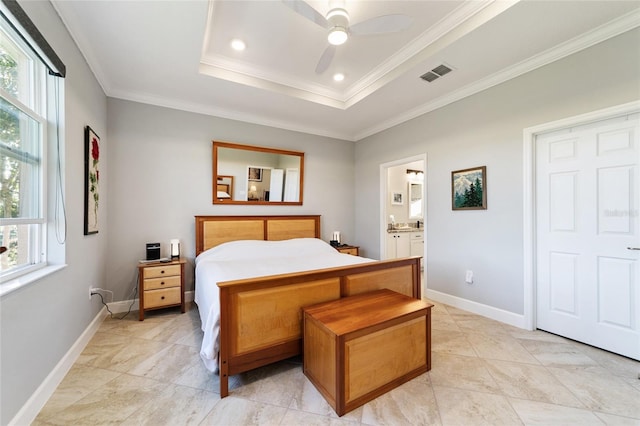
[303,288,433,416]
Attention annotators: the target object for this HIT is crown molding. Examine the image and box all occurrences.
[107,87,354,141]
[198,0,506,110]
[51,1,111,96]
[54,0,639,143]
[354,9,640,141]
[343,0,496,104]
[198,58,345,109]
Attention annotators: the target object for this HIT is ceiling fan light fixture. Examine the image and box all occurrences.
[326,7,348,23]
[328,27,348,45]
[326,7,349,45]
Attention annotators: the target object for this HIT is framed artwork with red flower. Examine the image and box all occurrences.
[84,126,100,235]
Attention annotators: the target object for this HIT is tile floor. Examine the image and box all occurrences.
[34,301,640,425]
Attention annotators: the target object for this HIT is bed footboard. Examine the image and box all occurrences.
[217,257,421,397]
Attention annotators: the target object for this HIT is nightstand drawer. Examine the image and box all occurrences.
[336,245,359,256]
[144,287,181,309]
[338,247,359,256]
[143,275,181,291]
[143,264,181,279]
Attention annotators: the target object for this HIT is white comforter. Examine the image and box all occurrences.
[194,238,373,373]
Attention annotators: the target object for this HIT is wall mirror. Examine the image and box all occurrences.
[408,182,423,219]
[212,141,304,205]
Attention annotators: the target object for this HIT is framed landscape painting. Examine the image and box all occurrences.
[452,166,486,210]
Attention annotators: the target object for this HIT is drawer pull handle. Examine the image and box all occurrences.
[161,296,165,300]
[161,270,165,274]
[161,282,165,285]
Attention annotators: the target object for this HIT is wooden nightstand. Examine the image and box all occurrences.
[336,245,359,256]
[138,258,186,321]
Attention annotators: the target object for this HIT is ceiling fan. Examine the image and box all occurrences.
[282,0,412,74]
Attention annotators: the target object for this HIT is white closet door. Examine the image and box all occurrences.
[536,117,639,360]
[283,168,299,202]
[269,169,284,202]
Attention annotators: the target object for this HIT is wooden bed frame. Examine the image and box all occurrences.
[194,215,422,397]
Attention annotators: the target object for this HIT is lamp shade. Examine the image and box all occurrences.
[170,239,180,259]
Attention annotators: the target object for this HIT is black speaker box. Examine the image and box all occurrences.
[146,243,161,260]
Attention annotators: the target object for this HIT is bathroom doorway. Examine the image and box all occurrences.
[380,154,426,295]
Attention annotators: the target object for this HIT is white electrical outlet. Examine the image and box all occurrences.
[465,270,473,284]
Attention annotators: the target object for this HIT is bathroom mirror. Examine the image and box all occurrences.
[408,182,423,219]
[212,141,304,205]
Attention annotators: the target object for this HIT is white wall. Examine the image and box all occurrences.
[106,99,356,300]
[354,29,640,316]
[0,1,108,423]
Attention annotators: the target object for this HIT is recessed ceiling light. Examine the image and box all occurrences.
[231,39,246,51]
[333,73,345,82]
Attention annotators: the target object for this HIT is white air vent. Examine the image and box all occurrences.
[420,64,453,83]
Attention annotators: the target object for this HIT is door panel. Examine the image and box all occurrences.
[598,166,633,234]
[598,256,633,328]
[549,252,578,315]
[536,117,639,360]
[549,173,576,231]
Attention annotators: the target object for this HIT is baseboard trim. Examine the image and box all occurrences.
[10,290,196,424]
[425,289,527,329]
[9,307,107,426]
[107,290,195,314]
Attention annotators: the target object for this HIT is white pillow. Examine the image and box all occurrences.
[196,238,336,264]
[217,191,230,198]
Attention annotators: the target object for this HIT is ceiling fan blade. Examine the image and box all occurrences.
[281,0,328,28]
[350,14,412,36]
[315,45,336,74]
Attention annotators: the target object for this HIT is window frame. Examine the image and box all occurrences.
[1,17,50,284]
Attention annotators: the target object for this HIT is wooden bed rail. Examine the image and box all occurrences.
[217,256,421,397]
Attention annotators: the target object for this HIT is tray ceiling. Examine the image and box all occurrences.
[53,0,640,140]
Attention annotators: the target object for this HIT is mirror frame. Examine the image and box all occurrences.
[212,140,304,205]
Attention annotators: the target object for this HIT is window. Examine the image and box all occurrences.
[0,15,53,282]
[0,19,47,280]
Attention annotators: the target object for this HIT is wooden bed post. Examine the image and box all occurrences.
[219,286,230,397]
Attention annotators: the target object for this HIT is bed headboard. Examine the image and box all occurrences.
[195,215,321,255]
